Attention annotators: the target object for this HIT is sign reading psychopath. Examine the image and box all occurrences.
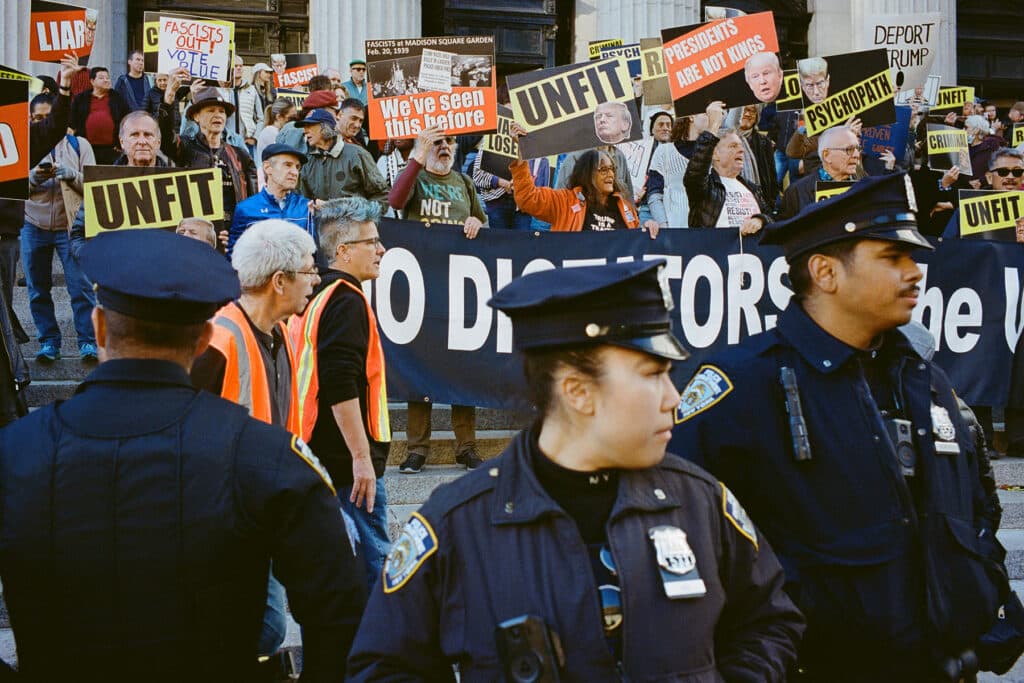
[775,70,803,111]
[640,38,672,106]
[926,124,971,175]
[479,105,518,181]
[661,12,780,117]
[930,85,975,115]
[958,190,1024,241]
[30,1,97,64]
[272,53,318,89]
[600,43,642,78]
[84,166,223,238]
[864,13,941,91]
[0,77,30,201]
[157,14,234,81]
[507,57,640,159]
[588,39,623,60]
[815,181,855,202]
[800,49,895,136]
[366,36,496,140]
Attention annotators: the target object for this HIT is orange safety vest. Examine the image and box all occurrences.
[207,301,300,434]
[289,278,391,444]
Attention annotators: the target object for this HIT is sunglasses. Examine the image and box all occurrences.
[993,168,1024,178]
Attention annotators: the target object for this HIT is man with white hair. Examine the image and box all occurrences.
[744,52,783,104]
[779,124,861,218]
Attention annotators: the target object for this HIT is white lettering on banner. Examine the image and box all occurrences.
[766,257,793,329]
[912,264,983,354]
[449,255,492,351]
[521,259,556,277]
[1005,267,1024,351]
[376,248,426,344]
[679,255,724,348]
[495,259,513,354]
[727,254,764,343]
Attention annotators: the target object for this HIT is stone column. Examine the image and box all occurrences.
[309,0,422,73]
[808,0,957,85]
[575,0,701,63]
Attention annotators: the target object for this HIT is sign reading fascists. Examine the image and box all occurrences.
[84,166,223,238]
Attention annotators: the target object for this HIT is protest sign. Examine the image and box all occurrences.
[600,43,642,79]
[588,39,622,60]
[0,65,44,98]
[926,123,970,175]
[661,12,781,116]
[640,38,672,105]
[861,104,911,159]
[0,78,30,201]
[365,36,496,140]
[864,13,941,91]
[814,181,855,202]
[84,166,223,238]
[272,53,318,90]
[895,73,940,106]
[775,70,803,111]
[507,57,639,159]
[156,14,234,82]
[1013,124,1024,148]
[930,85,974,115]
[29,1,96,64]
[958,190,1024,241]
[371,220,1024,410]
[275,89,307,107]
[705,7,746,20]
[799,49,895,136]
[144,11,233,76]
[479,105,517,181]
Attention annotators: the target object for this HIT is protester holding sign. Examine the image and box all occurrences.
[298,110,389,209]
[683,101,771,231]
[70,66,129,164]
[967,114,1006,181]
[780,124,861,219]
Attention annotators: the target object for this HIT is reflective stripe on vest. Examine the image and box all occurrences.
[289,279,391,443]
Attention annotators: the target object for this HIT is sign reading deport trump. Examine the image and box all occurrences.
[365,35,496,140]
[660,12,780,117]
[507,57,640,159]
[83,166,222,238]
[800,49,896,136]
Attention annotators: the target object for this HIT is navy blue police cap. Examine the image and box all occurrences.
[261,143,307,165]
[760,172,933,261]
[80,230,240,325]
[488,260,689,361]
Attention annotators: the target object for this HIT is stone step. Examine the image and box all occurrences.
[386,430,514,466]
[996,459,1024,487]
[1002,489,1024,529]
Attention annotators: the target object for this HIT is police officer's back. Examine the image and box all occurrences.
[0,230,366,681]
[671,174,1006,681]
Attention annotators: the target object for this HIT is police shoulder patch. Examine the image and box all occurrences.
[290,435,335,495]
[721,483,757,550]
[383,512,438,594]
[675,365,734,424]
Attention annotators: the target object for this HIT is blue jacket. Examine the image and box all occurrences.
[228,188,312,257]
[348,428,804,682]
[670,303,1005,679]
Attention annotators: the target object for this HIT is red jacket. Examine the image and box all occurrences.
[510,159,639,231]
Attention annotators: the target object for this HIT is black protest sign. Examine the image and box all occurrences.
[814,181,855,202]
[275,89,307,106]
[958,190,1024,241]
[0,78,29,201]
[661,12,781,117]
[926,124,970,175]
[799,49,895,136]
[507,58,640,159]
[775,69,802,111]
[479,105,517,181]
[273,53,318,89]
[640,38,672,105]
[930,85,974,115]
[84,166,223,238]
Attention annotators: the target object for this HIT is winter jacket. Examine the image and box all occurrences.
[683,131,772,228]
[113,73,153,112]
[25,135,94,232]
[510,159,640,232]
[70,89,129,145]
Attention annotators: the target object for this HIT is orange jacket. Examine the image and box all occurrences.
[510,158,640,232]
[207,301,300,434]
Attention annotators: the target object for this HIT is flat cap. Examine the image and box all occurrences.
[261,143,307,164]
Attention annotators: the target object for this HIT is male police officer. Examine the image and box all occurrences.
[0,230,366,681]
[671,173,1005,682]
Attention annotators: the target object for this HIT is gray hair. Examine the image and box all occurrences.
[965,115,989,135]
[798,57,828,79]
[744,52,780,75]
[317,121,338,141]
[176,217,216,248]
[318,197,381,258]
[990,147,1024,170]
[231,219,317,289]
[818,125,854,158]
[119,110,161,140]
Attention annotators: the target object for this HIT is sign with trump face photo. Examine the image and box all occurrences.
[798,49,896,136]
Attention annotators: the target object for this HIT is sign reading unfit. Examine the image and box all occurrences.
[84,166,223,238]
[958,190,1024,240]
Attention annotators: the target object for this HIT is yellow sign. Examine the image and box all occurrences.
[804,69,893,136]
[959,191,1024,236]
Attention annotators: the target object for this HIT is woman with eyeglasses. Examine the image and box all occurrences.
[507,123,660,236]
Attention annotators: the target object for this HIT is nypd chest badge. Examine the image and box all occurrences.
[930,403,960,455]
[648,525,706,599]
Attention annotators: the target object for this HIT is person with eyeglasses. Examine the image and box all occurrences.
[985,148,1024,191]
[342,59,369,107]
[289,197,394,591]
[780,124,862,220]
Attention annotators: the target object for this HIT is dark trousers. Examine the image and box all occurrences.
[0,236,26,343]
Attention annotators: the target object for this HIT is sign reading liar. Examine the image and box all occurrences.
[30,0,96,64]
[157,15,233,81]
[84,166,223,238]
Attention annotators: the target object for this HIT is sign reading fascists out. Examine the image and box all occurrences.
[156,14,234,81]
[800,49,895,136]
[958,190,1024,240]
[84,166,223,238]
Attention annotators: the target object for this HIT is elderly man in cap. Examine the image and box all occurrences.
[0,230,366,681]
[228,144,315,257]
[342,59,368,106]
[277,89,339,155]
[299,109,388,208]
[160,69,258,231]
[672,174,1005,681]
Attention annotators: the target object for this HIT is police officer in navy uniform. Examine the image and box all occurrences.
[671,173,1006,682]
[0,230,366,681]
[348,260,804,681]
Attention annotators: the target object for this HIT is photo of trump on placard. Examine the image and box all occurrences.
[798,56,830,104]
[593,101,633,144]
[744,52,783,104]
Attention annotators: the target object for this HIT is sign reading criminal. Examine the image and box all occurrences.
[84,166,223,238]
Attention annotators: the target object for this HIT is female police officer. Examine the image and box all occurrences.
[347,260,804,681]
